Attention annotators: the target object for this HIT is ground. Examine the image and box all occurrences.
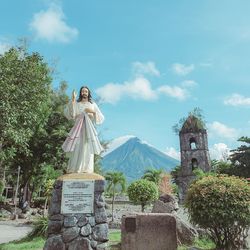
[0,220,33,244]
[0,202,249,248]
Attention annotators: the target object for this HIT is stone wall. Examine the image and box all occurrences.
[44,175,108,250]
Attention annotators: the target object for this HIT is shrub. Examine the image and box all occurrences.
[32,197,46,208]
[127,179,159,212]
[185,175,250,249]
[29,216,48,238]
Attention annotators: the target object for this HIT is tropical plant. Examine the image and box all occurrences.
[105,171,126,221]
[185,175,250,249]
[171,165,181,184]
[127,179,159,212]
[29,216,48,238]
[142,168,165,185]
[43,179,55,216]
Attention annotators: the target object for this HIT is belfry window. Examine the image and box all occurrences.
[189,137,197,150]
[191,158,198,170]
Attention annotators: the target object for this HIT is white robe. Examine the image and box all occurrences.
[62,101,104,173]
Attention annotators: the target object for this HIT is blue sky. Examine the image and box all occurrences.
[1,0,250,160]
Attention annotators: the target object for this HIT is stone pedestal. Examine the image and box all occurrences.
[44,173,109,250]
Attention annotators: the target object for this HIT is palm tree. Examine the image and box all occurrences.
[105,171,126,221]
[142,168,165,185]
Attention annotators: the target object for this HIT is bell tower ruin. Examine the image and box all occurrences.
[177,115,211,203]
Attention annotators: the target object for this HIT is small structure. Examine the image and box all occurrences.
[177,115,211,203]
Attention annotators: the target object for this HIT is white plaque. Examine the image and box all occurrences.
[61,180,94,214]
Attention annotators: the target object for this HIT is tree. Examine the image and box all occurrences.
[127,179,159,212]
[229,136,250,178]
[142,168,173,195]
[185,175,250,249]
[105,171,126,221]
[11,81,71,204]
[0,44,52,170]
[142,168,164,185]
[211,159,234,175]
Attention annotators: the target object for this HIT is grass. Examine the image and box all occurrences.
[178,236,216,250]
[109,230,121,242]
[0,237,44,250]
[0,231,122,250]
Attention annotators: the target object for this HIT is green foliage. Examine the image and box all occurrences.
[105,171,126,221]
[142,168,165,185]
[171,165,181,184]
[109,230,121,242]
[173,107,206,134]
[177,236,215,250]
[11,81,70,203]
[0,44,52,168]
[211,159,234,175]
[0,179,5,202]
[0,231,121,250]
[29,216,48,238]
[229,136,250,178]
[193,236,216,249]
[0,180,4,196]
[44,179,54,198]
[32,197,46,208]
[127,179,159,212]
[185,175,250,249]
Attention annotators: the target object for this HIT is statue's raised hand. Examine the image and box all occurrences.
[72,90,77,103]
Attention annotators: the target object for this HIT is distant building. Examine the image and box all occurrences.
[177,115,211,203]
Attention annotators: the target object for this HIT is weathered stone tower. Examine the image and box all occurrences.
[177,115,211,203]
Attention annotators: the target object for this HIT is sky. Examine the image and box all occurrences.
[1,0,250,160]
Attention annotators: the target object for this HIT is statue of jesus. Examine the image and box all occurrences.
[62,86,104,173]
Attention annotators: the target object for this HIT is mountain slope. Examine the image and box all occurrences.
[102,137,179,182]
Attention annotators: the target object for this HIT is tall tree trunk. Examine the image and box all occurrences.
[141,203,145,212]
[112,187,115,222]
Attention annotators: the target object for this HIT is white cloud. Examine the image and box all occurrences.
[157,85,189,101]
[181,80,197,87]
[0,42,10,55]
[96,76,157,104]
[208,121,238,140]
[165,147,180,160]
[96,61,197,104]
[209,143,231,161]
[172,63,194,76]
[30,3,78,43]
[224,93,250,107]
[132,61,160,77]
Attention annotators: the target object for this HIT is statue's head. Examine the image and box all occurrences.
[78,86,92,103]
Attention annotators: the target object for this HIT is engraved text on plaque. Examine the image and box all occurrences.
[61,180,94,214]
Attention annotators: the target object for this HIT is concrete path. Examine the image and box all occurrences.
[0,221,33,244]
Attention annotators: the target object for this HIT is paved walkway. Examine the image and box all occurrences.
[0,221,33,244]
